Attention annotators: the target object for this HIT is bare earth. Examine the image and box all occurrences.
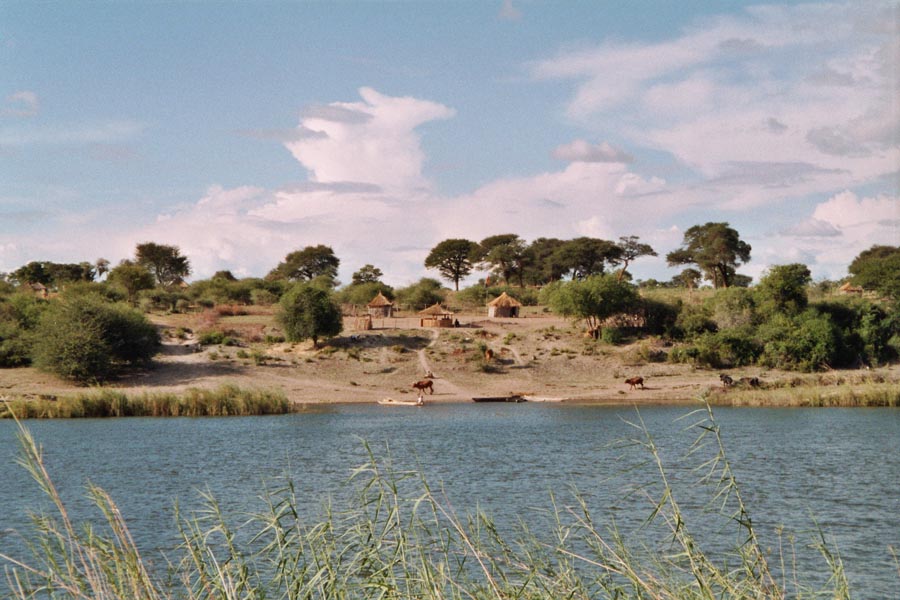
[2,310,897,407]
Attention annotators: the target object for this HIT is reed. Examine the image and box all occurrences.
[1,401,875,599]
[0,384,294,419]
[713,382,900,407]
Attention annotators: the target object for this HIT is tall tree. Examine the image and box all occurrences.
[849,245,900,301]
[351,264,384,285]
[555,237,623,280]
[108,261,156,305]
[666,222,751,288]
[277,282,343,348]
[424,239,480,291]
[616,236,658,281]
[270,245,340,285]
[478,234,528,286]
[135,242,191,287]
[523,238,568,285]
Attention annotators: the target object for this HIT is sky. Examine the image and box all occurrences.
[1,1,897,287]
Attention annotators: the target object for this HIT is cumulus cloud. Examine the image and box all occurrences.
[285,87,455,190]
[552,139,633,163]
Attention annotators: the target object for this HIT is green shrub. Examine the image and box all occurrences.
[31,297,158,382]
[758,310,842,372]
[674,303,716,339]
[669,329,760,369]
[601,327,625,345]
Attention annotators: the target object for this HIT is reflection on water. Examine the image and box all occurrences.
[0,404,897,597]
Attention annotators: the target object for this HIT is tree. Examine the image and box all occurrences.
[10,262,51,287]
[395,278,444,310]
[424,239,480,291]
[32,296,159,382]
[478,234,528,286]
[755,263,812,317]
[135,242,191,287]
[541,274,639,333]
[351,264,384,285]
[108,261,156,305]
[277,282,343,348]
[666,222,751,288]
[555,237,623,280]
[849,245,900,301]
[616,236,658,281]
[523,238,568,285]
[270,245,340,285]
[674,268,703,290]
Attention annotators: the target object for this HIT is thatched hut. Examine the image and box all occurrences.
[418,303,454,327]
[487,291,522,318]
[839,282,863,295]
[367,291,394,318]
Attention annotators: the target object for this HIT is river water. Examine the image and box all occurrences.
[1,404,898,597]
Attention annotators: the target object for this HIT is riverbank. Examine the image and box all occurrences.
[2,312,898,413]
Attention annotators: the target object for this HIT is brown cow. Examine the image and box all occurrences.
[484,348,494,362]
[625,376,644,390]
[412,380,434,395]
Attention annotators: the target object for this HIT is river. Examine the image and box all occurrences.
[1,403,898,597]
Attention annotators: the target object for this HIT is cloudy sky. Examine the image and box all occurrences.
[1,1,897,286]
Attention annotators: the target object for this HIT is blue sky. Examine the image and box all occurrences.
[1,1,897,286]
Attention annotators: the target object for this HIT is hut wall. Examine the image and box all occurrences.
[368,306,393,318]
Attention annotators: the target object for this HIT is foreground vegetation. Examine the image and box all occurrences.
[2,402,881,599]
[0,385,293,419]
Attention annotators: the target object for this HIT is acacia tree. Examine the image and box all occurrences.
[478,234,528,286]
[424,239,480,291]
[616,236,658,281]
[270,245,340,285]
[277,282,343,348]
[666,222,751,288]
[523,237,568,285]
[135,242,191,287]
[555,237,623,280]
[351,264,384,285]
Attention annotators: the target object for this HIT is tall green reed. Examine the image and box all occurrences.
[1,401,870,599]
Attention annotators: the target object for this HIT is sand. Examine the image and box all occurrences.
[3,309,897,408]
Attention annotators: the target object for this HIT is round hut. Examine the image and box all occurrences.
[487,291,522,318]
[367,291,394,318]
[418,303,454,327]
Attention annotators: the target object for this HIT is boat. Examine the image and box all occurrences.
[378,397,425,406]
[521,396,565,403]
[471,395,525,403]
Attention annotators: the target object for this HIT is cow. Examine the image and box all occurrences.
[412,380,434,395]
[484,348,494,362]
[719,374,734,387]
[625,376,644,390]
[737,377,760,388]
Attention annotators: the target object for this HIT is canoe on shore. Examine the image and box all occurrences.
[472,395,525,403]
[378,397,425,406]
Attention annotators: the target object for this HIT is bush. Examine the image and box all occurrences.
[32,297,159,382]
[674,303,716,339]
[758,311,841,372]
[669,329,760,369]
[601,327,625,345]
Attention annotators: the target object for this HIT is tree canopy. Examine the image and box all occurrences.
[351,264,384,285]
[666,222,751,288]
[135,242,191,287]
[541,274,639,331]
[424,239,480,291]
[478,234,528,286]
[555,237,623,280]
[108,261,156,305]
[277,282,343,348]
[849,245,900,301]
[616,236,657,281]
[270,245,340,285]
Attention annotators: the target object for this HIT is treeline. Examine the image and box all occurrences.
[1,229,898,382]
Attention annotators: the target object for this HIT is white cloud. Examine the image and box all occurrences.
[0,119,144,147]
[285,87,455,190]
[552,139,633,163]
[2,90,39,117]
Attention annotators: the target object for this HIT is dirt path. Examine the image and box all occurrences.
[417,329,471,400]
